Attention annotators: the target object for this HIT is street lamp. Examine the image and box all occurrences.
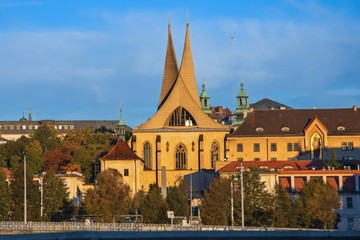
[235,161,245,230]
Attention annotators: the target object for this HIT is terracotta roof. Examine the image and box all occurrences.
[218,160,360,173]
[101,139,143,162]
[1,168,11,177]
[231,107,360,137]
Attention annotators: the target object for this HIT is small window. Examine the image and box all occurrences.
[270,143,277,152]
[293,143,299,151]
[287,143,292,151]
[281,127,289,132]
[124,169,129,177]
[346,197,353,209]
[237,143,243,152]
[341,142,347,151]
[254,158,260,161]
[337,126,345,131]
[237,158,243,162]
[29,125,33,130]
[256,127,264,132]
[348,142,354,151]
[271,157,277,161]
[348,156,354,160]
[22,125,26,130]
[254,143,260,152]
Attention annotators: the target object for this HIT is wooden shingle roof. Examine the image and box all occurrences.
[231,107,360,137]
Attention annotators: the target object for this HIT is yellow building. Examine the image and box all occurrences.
[100,138,144,194]
[226,106,360,163]
[131,20,229,189]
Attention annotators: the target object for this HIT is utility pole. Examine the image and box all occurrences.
[240,161,244,230]
[230,179,234,226]
[24,155,27,224]
[40,174,44,219]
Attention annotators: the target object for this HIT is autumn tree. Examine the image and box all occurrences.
[0,169,10,220]
[295,178,340,229]
[41,171,73,221]
[137,184,168,224]
[83,169,132,222]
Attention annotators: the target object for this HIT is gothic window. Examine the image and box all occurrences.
[175,144,187,169]
[168,106,197,126]
[143,142,151,170]
[211,141,219,168]
[311,132,322,160]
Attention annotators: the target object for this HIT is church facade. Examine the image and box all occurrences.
[131,20,229,189]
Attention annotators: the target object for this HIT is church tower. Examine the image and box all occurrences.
[200,84,212,116]
[132,18,229,189]
[233,83,251,126]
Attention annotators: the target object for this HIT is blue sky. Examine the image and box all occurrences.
[0,0,359,128]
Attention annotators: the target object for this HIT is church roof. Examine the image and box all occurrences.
[230,107,360,137]
[250,98,292,110]
[135,21,228,132]
[101,139,143,161]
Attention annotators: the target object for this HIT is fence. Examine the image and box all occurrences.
[0,221,248,233]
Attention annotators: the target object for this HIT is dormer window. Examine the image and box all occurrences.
[281,127,290,132]
[337,126,345,131]
[283,166,294,170]
[256,127,264,132]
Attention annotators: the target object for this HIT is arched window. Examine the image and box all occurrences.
[168,106,197,126]
[143,142,151,170]
[175,144,187,169]
[210,141,219,168]
[310,132,322,160]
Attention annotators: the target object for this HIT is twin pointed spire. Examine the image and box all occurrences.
[157,14,200,110]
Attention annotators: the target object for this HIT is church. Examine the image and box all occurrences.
[129,19,230,189]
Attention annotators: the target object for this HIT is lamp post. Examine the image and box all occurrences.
[240,161,244,230]
[24,155,27,224]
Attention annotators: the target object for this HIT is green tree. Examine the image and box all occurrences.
[9,164,40,221]
[324,150,343,170]
[295,178,340,229]
[31,125,60,154]
[42,171,73,221]
[234,171,273,227]
[271,184,297,228]
[0,169,10,220]
[138,184,168,224]
[83,169,132,222]
[200,178,231,225]
[166,181,189,217]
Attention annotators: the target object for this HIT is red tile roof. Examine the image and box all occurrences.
[101,139,143,162]
[231,107,360,137]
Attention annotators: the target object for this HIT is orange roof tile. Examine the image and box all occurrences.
[101,139,143,162]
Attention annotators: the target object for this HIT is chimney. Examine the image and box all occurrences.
[354,105,357,111]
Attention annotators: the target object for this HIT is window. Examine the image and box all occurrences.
[270,143,277,152]
[22,125,26,130]
[342,142,347,151]
[237,158,243,162]
[124,169,129,177]
[271,158,277,161]
[254,158,260,161]
[143,142,151,170]
[237,143,243,152]
[29,125,33,130]
[348,142,354,151]
[346,197,353,209]
[175,144,187,169]
[293,143,299,151]
[211,141,219,168]
[169,106,197,126]
[254,143,260,152]
[287,143,292,151]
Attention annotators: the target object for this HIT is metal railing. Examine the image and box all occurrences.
[0,221,249,233]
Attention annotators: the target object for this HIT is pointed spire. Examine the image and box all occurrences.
[28,106,32,122]
[117,104,126,140]
[158,16,179,109]
[178,17,201,107]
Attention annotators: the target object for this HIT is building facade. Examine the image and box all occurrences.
[131,20,229,189]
